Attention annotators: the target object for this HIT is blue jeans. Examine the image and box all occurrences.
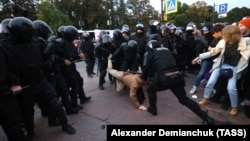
[193,60,213,87]
[204,64,238,107]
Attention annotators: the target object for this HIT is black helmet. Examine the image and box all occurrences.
[102,34,111,44]
[99,30,107,40]
[149,20,156,27]
[82,31,90,40]
[82,31,89,37]
[99,30,107,36]
[160,25,169,33]
[149,20,160,33]
[8,17,34,43]
[0,18,12,34]
[33,20,53,40]
[136,23,144,30]
[149,20,159,28]
[126,40,138,53]
[62,25,78,42]
[122,24,129,32]
[0,18,11,34]
[147,40,161,49]
[47,35,57,42]
[57,25,65,38]
[113,29,122,40]
[148,34,161,41]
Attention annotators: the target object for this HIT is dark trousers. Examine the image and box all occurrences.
[0,96,26,141]
[63,68,80,108]
[46,72,74,114]
[75,70,87,100]
[98,61,108,85]
[18,78,68,134]
[147,79,210,121]
[85,55,95,75]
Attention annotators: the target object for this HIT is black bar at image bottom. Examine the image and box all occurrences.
[107,125,249,140]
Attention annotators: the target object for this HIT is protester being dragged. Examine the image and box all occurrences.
[107,56,148,110]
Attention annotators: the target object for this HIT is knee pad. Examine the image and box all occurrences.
[49,98,63,110]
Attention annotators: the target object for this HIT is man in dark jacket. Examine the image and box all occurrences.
[140,40,215,125]
[0,31,26,141]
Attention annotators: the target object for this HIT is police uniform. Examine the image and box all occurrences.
[6,17,76,140]
[0,40,26,141]
[140,40,214,125]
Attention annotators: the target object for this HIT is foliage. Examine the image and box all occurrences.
[126,0,159,31]
[0,0,36,20]
[36,2,72,32]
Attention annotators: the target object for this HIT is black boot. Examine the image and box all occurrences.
[48,118,61,126]
[203,117,215,125]
[99,85,104,90]
[90,63,96,75]
[147,107,157,116]
[62,124,76,134]
[80,96,91,104]
[66,108,79,115]
[72,105,83,112]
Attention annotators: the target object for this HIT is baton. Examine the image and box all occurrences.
[126,71,142,74]
[71,59,85,63]
[4,85,31,95]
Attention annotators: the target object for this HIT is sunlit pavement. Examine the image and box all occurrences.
[1,61,250,141]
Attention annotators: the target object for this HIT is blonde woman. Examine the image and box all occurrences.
[192,25,250,116]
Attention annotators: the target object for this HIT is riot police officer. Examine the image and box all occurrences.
[120,40,140,72]
[111,29,128,70]
[95,34,116,90]
[80,31,96,77]
[58,25,90,109]
[130,23,147,68]
[6,17,76,140]
[33,20,79,123]
[140,40,215,125]
[0,18,26,141]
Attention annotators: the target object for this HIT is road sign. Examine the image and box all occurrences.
[165,0,178,14]
[218,3,228,18]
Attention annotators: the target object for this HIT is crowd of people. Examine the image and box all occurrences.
[1,3,250,141]
[0,4,91,141]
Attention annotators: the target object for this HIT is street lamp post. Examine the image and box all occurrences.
[161,0,164,24]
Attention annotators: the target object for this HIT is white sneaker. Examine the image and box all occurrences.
[139,105,147,110]
[189,86,197,94]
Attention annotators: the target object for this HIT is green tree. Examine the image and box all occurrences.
[167,2,189,27]
[125,0,159,31]
[184,1,210,28]
[36,1,71,32]
[0,0,36,20]
[217,7,250,24]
